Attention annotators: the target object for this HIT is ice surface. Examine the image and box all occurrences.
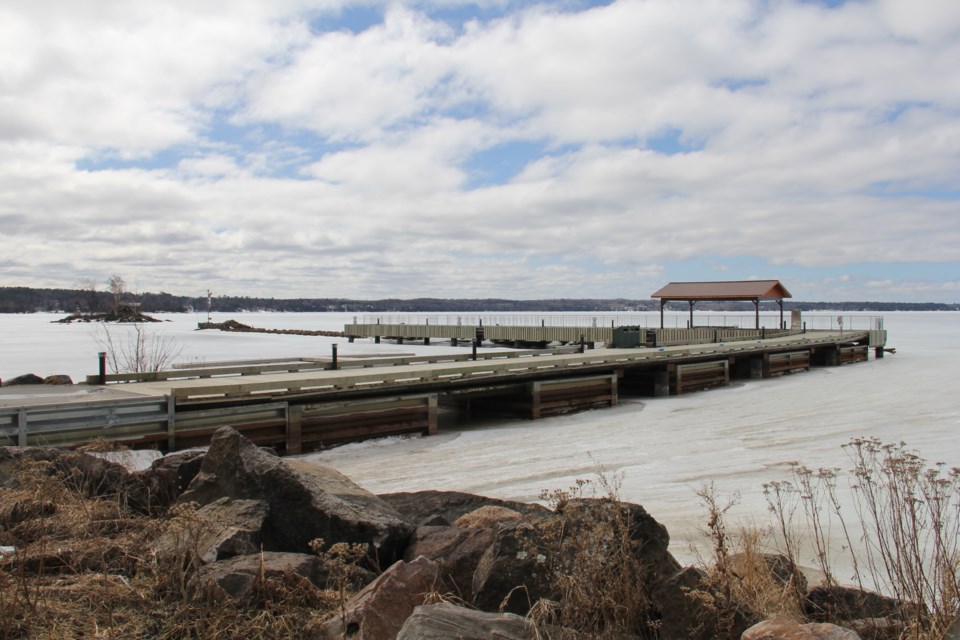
[2,310,958,568]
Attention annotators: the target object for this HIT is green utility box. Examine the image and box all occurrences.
[612,326,643,348]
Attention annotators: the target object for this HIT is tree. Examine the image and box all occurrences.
[94,323,183,374]
[108,274,126,313]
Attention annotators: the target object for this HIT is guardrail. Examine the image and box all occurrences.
[0,397,172,448]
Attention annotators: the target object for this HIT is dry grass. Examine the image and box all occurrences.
[0,456,343,639]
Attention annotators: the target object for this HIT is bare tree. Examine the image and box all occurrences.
[75,277,99,314]
[108,274,126,313]
[94,323,183,374]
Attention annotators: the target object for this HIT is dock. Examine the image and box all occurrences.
[0,324,887,454]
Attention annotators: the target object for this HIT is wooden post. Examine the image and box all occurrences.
[331,343,338,370]
[426,395,438,435]
[17,408,27,446]
[98,351,107,385]
[166,396,176,451]
[286,404,303,455]
[530,381,542,419]
[609,373,619,407]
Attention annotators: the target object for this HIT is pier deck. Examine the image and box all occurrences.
[1,329,886,452]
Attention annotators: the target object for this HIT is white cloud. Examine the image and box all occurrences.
[1,0,959,302]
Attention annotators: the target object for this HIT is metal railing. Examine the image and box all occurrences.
[357,313,884,331]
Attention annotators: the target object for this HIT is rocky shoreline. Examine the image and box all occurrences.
[1,428,956,639]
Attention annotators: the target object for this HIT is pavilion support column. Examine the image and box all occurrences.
[660,300,665,329]
[688,300,695,328]
[754,299,760,329]
[778,299,784,329]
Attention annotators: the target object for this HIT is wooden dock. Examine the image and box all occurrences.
[1,328,887,453]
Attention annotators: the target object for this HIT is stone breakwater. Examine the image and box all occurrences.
[198,319,346,337]
[1,428,949,639]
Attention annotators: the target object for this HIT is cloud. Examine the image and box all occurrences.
[0,0,958,302]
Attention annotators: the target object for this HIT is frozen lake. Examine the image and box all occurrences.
[2,310,959,566]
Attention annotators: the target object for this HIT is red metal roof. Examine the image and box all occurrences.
[651,280,792,300]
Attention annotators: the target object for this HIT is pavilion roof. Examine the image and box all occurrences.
[651,280,792,301]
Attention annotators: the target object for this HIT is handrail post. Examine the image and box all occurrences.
[331,343,338,370]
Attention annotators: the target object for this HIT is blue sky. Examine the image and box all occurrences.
[1,0,958,302]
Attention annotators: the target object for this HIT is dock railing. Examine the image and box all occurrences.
[356,313,884,331]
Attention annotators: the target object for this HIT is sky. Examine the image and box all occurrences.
[1,0,958,303]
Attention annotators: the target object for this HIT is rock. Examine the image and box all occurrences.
[403,525,496,601]
[42,375,73,385]
[156,497,269,563]
[136,449,205,506]
[397,602,532,640]
[379,490,551,526]
[471,519,554,615]
[805,584,902,623]
[194,551,326,600]
[454,505,523,529]
[742,619,861,639]
[652,565,758,640]
[557,498,680,583]
[396,602,588,640]
[313,556,444,640]
[2,374,44,386]
[178,427,413,563]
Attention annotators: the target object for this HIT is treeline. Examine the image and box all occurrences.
[0,286,956,314]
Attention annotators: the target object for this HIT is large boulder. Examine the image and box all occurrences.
[742,619,861,639]
[403,525,496,601]
[379,490,552,526]
[42,375,73,385]
[312,555,445,640]
[178,427,413,564]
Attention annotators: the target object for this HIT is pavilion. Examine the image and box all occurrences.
[651,280,792,329]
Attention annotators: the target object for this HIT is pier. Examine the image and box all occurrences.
[1,324,887,454]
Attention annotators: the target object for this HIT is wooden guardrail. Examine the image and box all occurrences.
[0,397,172,448]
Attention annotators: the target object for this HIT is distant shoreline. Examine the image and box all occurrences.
[2,286,957,315]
